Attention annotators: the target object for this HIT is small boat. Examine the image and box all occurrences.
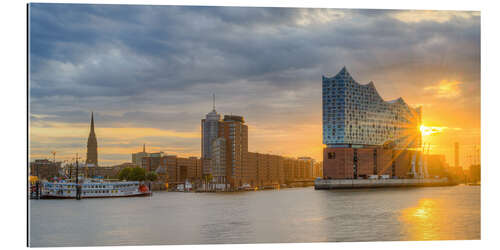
[40,179,152,199]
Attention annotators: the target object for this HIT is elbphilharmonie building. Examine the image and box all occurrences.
[323,67,421,148]
[322,67,423,179]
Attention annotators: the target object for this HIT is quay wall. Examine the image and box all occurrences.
[314,178,452,189]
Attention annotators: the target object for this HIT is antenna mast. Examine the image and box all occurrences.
[51,151,56,163]
[212,93,216,111]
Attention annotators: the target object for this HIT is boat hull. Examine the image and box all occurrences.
[38,180,152,199]
[40,192,152,199]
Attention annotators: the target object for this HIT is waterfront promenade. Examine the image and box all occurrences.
[314,178,453,189]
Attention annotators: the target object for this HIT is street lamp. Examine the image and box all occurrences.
[73,153,82,200]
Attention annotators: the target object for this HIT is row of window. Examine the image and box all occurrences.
[83,190,120,194]
[324,106,417,145]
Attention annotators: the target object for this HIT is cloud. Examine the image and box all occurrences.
[424,80,462,99]
[391,10,479,23]
[28,4,481,165]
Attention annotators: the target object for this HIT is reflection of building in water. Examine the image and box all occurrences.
[322,67,423,179]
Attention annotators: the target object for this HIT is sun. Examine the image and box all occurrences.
[420,125,446,137]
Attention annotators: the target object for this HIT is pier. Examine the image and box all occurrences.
[314,178,454,189]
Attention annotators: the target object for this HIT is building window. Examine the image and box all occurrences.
[328,152,336,159]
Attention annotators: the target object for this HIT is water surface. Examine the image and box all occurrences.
[29,185,480,247]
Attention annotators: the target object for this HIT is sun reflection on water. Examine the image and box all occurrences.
[400,198,443,240]
[413,200,434,219]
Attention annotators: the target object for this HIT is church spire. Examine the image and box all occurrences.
[86,112,98,166]
[90,112,95,134]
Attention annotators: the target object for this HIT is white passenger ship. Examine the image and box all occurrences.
[40,179,152,199]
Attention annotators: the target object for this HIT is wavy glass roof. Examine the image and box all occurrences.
[322,67,421,148]
[323,67,416,112]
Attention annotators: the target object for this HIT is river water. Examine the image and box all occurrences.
[28,185,480,247]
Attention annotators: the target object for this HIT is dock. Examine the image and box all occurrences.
[314,178,454,189]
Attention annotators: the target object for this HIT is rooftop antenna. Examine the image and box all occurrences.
[212,93,216,112]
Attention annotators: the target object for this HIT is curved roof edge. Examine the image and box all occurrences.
[324,67,418,111]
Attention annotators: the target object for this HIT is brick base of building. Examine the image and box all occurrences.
[323,147,421,179]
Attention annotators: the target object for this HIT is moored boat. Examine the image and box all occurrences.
[40,179,152,199]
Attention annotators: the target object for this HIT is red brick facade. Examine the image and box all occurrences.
[245,153,321,188]
[323,147,421,179]
[159,155,202,184]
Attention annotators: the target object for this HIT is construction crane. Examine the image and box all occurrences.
[423,143,430,178]
[51,151,56,163]
[415,142,431,178]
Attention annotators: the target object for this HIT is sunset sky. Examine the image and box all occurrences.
[29,4,480,167]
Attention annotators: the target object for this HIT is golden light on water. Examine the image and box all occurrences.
[412,199,435,219]
[398,196,479,241]
[400,198,441,240]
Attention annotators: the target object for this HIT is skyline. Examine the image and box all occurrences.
[29,4,480,166]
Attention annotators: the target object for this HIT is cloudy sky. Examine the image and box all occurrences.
[29,4,480,166]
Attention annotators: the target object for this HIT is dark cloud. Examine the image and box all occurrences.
[28,4,480,164]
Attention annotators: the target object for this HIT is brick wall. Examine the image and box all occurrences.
[323,147,420,179]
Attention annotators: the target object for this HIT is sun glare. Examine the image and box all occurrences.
[420,125,446,137]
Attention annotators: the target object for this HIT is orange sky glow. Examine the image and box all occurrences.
[29,8,480,168]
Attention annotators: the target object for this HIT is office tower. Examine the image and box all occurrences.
[201,95,221,175]
[219,115,248,188]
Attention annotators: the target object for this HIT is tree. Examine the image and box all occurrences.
[146,171,159,182]
[118,167,132,180]
[129,167,146,181]
[118,167,146,181]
